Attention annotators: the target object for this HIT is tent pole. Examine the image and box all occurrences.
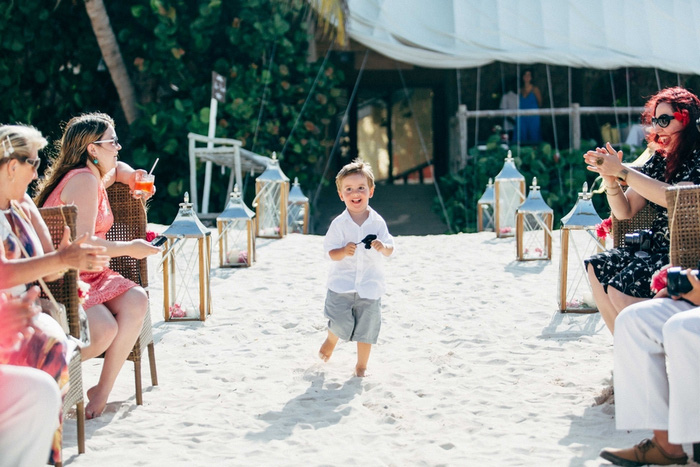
[516,64,521,157]
[626,67,632,128]
[609,70,620,134]
[655,69,661,90]
[545,64,560,159]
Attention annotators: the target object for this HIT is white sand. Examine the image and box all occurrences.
[59,228,683,466]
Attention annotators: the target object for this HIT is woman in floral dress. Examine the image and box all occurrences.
[583,87,700,334]
[0,123,109,464]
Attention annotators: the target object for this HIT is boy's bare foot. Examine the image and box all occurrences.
[85,385,109,420]
[354,366,367,377]
[319,338,337,362]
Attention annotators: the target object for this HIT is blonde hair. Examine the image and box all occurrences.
[0,124,47,166]
[34,112,114,207]
[335,158,375,191]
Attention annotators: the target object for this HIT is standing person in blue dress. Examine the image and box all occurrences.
[517,68,542,144]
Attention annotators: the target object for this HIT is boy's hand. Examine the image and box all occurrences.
[370,239,385,253]
[344,242,357,257]
[371,239,393,257]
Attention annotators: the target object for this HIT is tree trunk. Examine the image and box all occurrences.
[84,0,139,124]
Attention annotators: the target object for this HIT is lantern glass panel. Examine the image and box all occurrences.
[478,202,494,232]
[259,182,281,235]
[496,180,523,237]
[559,228,600,312]
[518,212,552,260]
[164,236,211,320]
[219,219,252,266]
[288,201,308,234]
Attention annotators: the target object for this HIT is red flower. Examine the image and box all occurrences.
[595,217,612,239]
[651,265,672,294]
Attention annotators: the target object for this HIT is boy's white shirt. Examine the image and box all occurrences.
[323,207,394,300]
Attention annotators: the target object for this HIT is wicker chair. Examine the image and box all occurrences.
[38,205,86,465]
[666,184,700,269]
[663,184,700,463]
[105,182,158,405]
[611,202,657,248]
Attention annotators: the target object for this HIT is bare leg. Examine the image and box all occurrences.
[81,304,118,360]
[653,430,686,457]
[85,287,148,419]
[587,265,618,334]
[608,286,648,329]
[355,342,371,377]
[319,330,339,362]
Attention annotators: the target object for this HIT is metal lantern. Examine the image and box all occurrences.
[254,152,290,239]
[161,192,212,321]
[216,186,256,268]
[494,150,525,238]
[558,182,604,313]
[516,177,553,261]
[288,177,310,234]
[477,178,495,232]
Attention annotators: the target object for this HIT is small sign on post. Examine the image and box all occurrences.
[202,71,228,214]
[212,72,227,103]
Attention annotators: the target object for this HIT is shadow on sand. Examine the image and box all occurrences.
[245,372,363,442]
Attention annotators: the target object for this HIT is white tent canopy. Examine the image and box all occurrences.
[347,0,700,74]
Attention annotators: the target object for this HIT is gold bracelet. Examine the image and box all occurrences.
[605,187,621,196]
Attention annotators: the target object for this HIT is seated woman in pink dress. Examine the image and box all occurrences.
[35,113,161,419]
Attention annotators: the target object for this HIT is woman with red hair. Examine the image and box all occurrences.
[583,86,700,334]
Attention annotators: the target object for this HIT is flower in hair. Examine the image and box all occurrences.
[673,109,690,127]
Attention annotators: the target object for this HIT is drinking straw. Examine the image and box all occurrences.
[148,158,160,175]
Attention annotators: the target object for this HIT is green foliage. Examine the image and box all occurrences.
[436,131,647,232]
[0,0,345,223]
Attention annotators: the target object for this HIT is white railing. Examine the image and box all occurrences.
[457,104,645,150]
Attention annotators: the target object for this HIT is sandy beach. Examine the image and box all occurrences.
[57,227,682,466]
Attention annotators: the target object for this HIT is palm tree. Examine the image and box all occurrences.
[79,0,348,125]
[84,0,139,123]
[306,0,349,46]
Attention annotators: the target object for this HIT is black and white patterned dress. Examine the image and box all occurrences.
[584,150,700,298]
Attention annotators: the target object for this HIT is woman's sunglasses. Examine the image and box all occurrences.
[93,136,119,147]
[19,157,41,169]
[651,114,676,128]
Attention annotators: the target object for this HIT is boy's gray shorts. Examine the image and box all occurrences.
[324,290,381,344]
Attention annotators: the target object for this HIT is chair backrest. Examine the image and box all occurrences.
[106,182,149,288]
[666,184,700,269]
[38,205,82,339]
[612,202,657,249]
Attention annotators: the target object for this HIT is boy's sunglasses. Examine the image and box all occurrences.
[651,114,675,128]
[19,157,41,169]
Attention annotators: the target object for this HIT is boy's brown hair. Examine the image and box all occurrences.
[335,158,375,191]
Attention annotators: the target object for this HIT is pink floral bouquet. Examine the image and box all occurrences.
[77,280,90,305]
[169,303,187,318]
[595,217,612,239]
[650,265,672,294]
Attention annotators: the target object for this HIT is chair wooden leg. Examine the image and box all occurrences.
[77,400,85,454]
[134,359,143,406]
[148,342,158,386]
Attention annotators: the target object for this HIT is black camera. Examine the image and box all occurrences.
[624,229,653,257]
[667,262,700,297]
